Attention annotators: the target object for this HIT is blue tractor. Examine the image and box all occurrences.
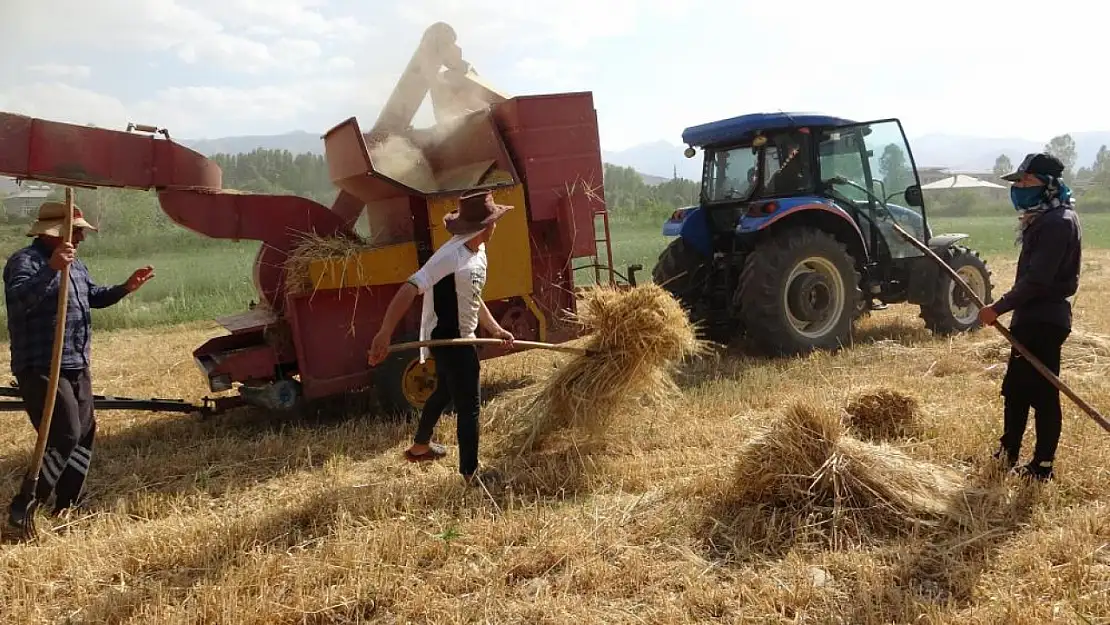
[653,113,994,355]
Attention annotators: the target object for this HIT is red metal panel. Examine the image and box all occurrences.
[492,93,606,238]
[284,284,422,399]
[0,112,220,190]
[158,189,354,311]
[194,333,281,384]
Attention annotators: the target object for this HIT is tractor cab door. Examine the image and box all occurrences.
[816,119,928,262]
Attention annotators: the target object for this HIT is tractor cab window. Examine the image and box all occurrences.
[763,133,812,196]
[818,120,927,259]
[705,146,759,202]
[704,132,813,203]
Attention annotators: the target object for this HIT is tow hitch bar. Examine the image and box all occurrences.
[0,384,216,416]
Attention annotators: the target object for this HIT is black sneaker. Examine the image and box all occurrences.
[1014,459,1054,482]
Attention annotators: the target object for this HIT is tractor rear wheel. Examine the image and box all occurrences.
[652,237,709,306]
[919,246,993,335]
[737,228,861,355]
[652,237,722,339]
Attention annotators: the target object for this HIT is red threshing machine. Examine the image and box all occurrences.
[0,22,641,418]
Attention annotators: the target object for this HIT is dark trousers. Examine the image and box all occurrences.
[9,368,96,511]
[414,345,481,476]
[999,323,1070,463]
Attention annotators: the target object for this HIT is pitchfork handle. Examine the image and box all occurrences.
[18,187,76,523]
[387,338,592,356]
[891,222,1110,434]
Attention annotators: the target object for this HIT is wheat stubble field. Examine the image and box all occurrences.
[1,250,1109,624]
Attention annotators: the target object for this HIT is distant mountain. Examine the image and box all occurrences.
[603,140,701,181]
[176,127,1110,187]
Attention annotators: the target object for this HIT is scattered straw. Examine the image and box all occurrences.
[722,402,967,547]
[845,389,920,440]
[497,284,705,454]
[968,327,1110,378]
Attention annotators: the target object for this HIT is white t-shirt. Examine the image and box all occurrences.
[406,232,488,362]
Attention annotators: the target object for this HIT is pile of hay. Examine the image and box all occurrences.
[845,389,920,440]
[499,283,705,454]
[283,232,373,295]
[724,402,966,546]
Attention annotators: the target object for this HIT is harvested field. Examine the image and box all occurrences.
[2,251,1110,624]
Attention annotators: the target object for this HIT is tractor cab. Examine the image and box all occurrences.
[656,112,993,355]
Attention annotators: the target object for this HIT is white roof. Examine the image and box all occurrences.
[921,174,1005,190]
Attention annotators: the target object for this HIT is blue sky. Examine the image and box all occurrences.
[1,0,1106,151]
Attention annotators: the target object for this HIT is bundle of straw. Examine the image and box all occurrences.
[845,389,920,440]
[283,232,373,295]
[725,402,966,545]
[498,283,705,454]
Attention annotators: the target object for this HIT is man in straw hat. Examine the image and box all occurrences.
[978,152,1081,482]
[368,189,515,484]
[4,200,155,531]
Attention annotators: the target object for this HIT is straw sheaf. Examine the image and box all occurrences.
[723,402,968,546]
[845,389,921,441]
[497,284,706,455]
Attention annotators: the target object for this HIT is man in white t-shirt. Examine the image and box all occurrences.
[368,189,516,483]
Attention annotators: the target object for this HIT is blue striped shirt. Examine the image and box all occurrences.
[4,239,129,374]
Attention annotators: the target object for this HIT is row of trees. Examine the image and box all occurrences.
[2,149,698,244]
[991,134,1110,211]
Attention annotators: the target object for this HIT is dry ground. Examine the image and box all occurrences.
[1,251,1109,624]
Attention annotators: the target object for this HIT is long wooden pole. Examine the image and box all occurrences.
[387,337,592,357]
[17,187,76,535]
[891,221,1110,434]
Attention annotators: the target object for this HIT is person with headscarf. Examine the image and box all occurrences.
[978,153,1082,481]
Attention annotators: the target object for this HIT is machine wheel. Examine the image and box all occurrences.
[652,238,718,337]
[374,343,439,417]
[737,228,861,355]
[919,246,993,335]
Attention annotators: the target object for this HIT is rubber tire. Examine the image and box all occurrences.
[919,246,994,335]
[373,336,438,418]
[652,237,710,306]
[737,228,861,355]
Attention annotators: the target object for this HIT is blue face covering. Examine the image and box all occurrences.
[1010,185,1046,209]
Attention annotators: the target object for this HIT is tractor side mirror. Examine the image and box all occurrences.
[904,185,924,207]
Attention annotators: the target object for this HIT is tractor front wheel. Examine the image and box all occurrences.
[737,228,861,355]
[919,246,993,335]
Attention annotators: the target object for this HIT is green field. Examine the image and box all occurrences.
[2,212,1106,340]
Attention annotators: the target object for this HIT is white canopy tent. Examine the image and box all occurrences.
[921,174,1005,190]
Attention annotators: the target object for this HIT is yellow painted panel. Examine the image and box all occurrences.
[427,185,533,302]
[308,242,420,290]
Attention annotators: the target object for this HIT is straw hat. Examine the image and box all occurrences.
[444,190,513,235]
[26,201,97,237]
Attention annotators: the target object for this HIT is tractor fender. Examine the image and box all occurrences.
[738,197,869,264]
[662,205,712,257]
[927,233,970,251]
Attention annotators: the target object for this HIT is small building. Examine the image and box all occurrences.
[2,182,54,221]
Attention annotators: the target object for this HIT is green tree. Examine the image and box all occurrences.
[879,143,914,193]
[1044,134,1078,176]
[993,154,1013,176]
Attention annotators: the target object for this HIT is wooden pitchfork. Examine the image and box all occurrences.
[14,187,76,539]
[890,221,1110,434]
